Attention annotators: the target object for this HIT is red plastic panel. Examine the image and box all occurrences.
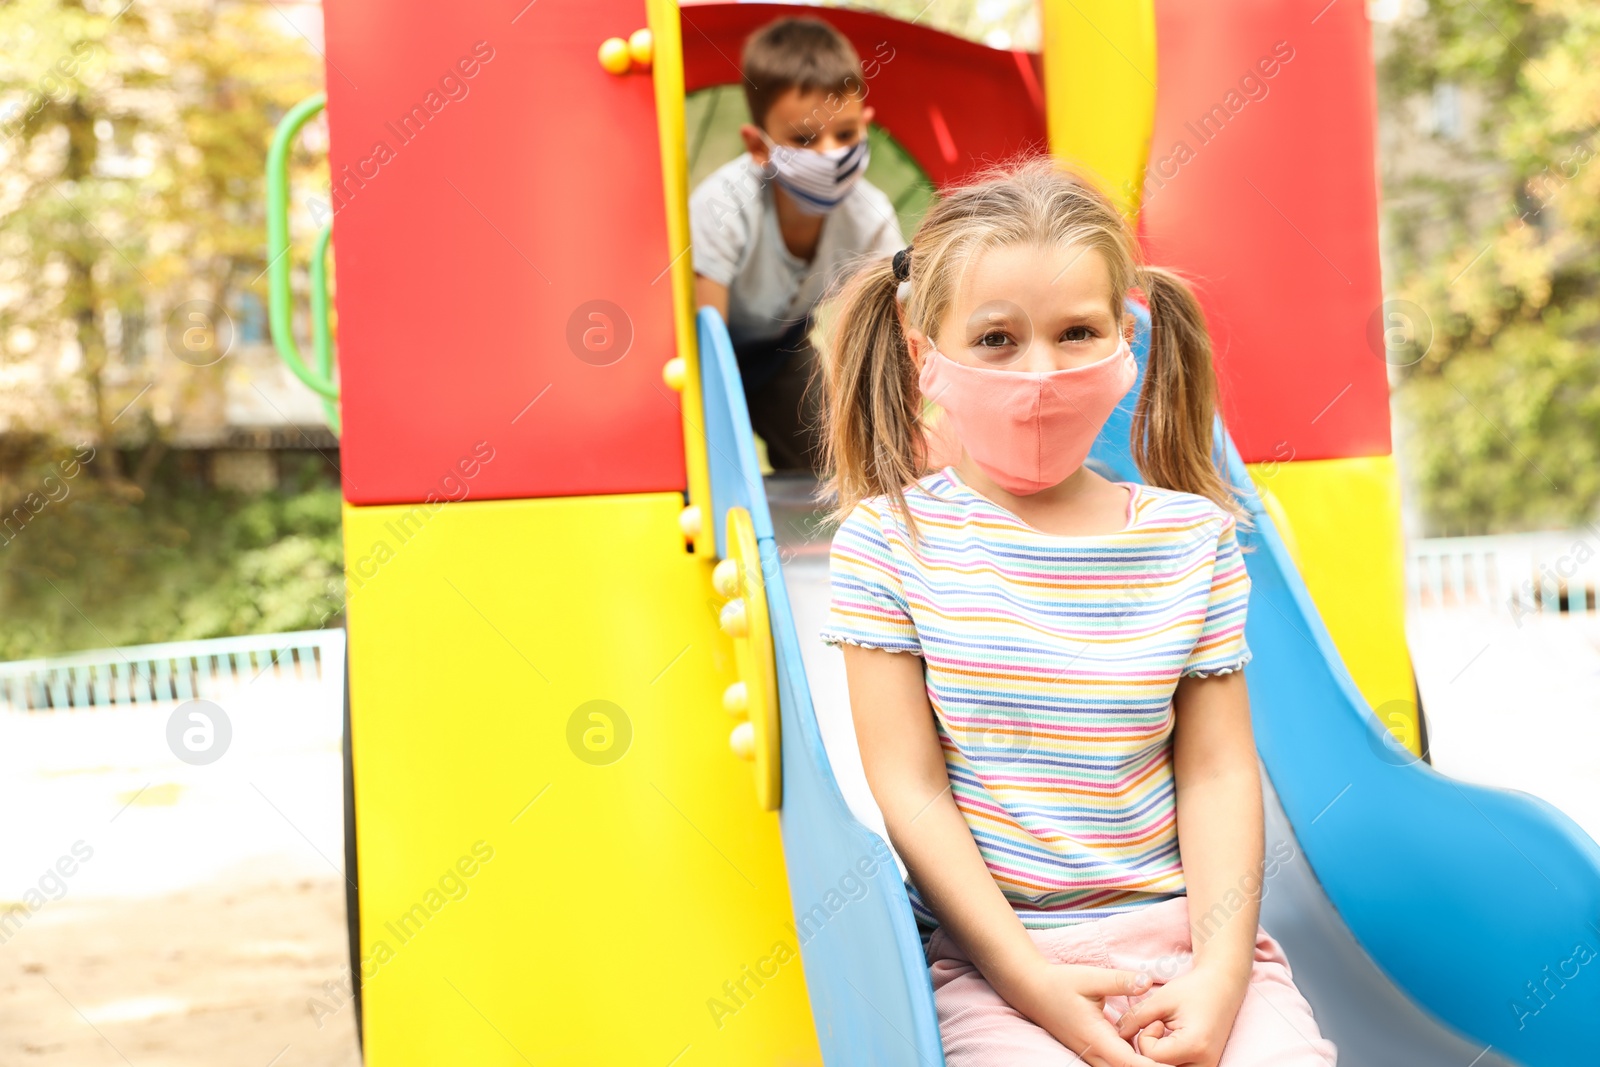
[323,0,685,505]
[681,3,1046,190]
[1140,0,1391,463]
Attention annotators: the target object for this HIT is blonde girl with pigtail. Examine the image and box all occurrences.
[815,159,1338,1067]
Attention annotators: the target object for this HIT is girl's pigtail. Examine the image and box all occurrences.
[1133,266,1251,526]
[819,256,928,548]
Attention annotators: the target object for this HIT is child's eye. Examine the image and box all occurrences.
[977,331,1013,348]
[1062,326,1095,342]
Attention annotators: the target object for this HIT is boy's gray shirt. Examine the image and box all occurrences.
[690,153,904,348]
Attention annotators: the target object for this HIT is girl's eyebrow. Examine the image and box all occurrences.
[965,314,1021,331]
[966,300,1025,317]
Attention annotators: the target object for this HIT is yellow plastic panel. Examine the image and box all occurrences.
[715,507,781,810]
[1040,0,1158,218]
[342,493,820,1065]
[648,0,715,560]
[1245,455,1420,753]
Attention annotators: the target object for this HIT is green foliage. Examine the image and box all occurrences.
[1401,307,1600,533]
[0,448,344,660]
[1380,0,1600,533]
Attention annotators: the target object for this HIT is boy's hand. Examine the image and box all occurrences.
[1113,960,1249,1066]
[694,274,729,321]
[1005,960,1168,1067]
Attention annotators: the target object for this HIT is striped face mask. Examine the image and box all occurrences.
[758,132,870,216]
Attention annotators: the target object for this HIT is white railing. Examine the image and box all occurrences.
[0,628,345,711]
[1408,528,1600,621]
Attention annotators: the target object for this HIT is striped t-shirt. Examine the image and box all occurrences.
[818,465,1251,933]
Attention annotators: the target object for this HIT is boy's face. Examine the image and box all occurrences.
[742,87,875,162]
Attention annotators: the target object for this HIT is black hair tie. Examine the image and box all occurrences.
[891,246,913,283]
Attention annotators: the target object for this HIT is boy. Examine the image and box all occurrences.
[690,16,904,476]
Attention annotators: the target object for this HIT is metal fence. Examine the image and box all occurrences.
[1408,528,1600,620]
[0,628,346,712]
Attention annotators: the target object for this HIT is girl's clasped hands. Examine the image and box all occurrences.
[1003,954,1249,1067]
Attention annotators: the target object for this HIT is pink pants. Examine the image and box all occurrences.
[925,896,1338,1066]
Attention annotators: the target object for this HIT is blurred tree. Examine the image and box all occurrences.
[824,0,1040,50]
[0,0,323,483]
[1379,0,1600,533]
[0,0,335,657]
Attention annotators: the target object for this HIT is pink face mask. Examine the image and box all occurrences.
[917,337,1138,495]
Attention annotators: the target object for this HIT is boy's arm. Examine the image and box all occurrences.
[694,275,729,321]
[688,164,752,324]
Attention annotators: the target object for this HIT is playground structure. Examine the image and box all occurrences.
[265,2,1600,1064]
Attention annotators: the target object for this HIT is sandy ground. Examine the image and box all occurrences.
[0,605,1594,1064]
[0,876,360,1066]
[0,673,361,1066]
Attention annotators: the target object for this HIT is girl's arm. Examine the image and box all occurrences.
[1115,669,1263,1062]
[1170,669,1263,980]
[840,644,1041,994]
[840,644,1161,1067]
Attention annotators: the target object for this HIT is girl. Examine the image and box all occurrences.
[814,160,1338,1067]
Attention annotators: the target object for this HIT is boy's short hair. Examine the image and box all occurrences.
[741,17,865,131]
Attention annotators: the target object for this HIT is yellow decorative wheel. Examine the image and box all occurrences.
[712,507,781,810]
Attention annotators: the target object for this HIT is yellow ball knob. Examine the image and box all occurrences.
[598,37,631,75]
[678,504,702,540]
[719,598,748,638]
[712,557,741,598]
[628,28,654,69]
[723,680,749,717]
[730,721,755,761]
[662,356,686,392]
